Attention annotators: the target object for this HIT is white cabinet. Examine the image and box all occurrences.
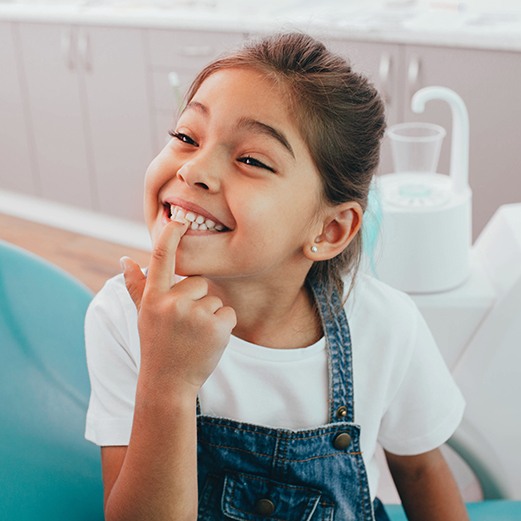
[17,23,153,221]
[0,22,39,195]
[325,39,521,236]
[145,29,246,153]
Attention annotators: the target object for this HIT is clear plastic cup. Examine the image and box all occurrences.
[387,122,446,174]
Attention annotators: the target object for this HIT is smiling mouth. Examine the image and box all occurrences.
[165,204,229,232]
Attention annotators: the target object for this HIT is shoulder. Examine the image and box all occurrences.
[345,271,421,335]
[344,274,465,453]
[87,273,135,319]
[343,272,435,382]
[84,275,140,445]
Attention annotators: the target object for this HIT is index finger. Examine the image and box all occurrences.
[146,219,189,292]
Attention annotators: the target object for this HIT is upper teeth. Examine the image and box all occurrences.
[170,205,225,231]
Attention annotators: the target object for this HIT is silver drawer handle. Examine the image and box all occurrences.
[379,53,392,105]
[168,71,184,110]
[61,28,75,70]
[407,55,422,104]
[408,55,421,88]
[78,30,91,72]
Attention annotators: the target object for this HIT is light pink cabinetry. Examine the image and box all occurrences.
[16,23,153,221]
[0,22,37,195]
[3,21,520,233]
[17,22,95,210]
[81,26,153,222]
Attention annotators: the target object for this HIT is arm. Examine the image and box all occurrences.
[385,448,469,521]
[102,381,198,521]
[101,220,236,521]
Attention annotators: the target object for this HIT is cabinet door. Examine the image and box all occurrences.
[325,39,404,174]
[146,29,246,152]
[81,26,154,222]
[0,22,38,195]
[402,45,521,236]
[17,23,94,209]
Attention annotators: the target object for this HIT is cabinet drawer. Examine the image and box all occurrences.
[151,68,197,112]
[153,109,176,153]
[146,29,245,70]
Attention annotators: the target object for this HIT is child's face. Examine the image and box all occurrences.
[144,67,326,283]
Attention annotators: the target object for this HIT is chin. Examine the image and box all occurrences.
[175,260,221,279]
[173,257,199,277]
[174,266,191,277]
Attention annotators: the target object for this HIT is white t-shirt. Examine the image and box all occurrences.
[84,272,465,499]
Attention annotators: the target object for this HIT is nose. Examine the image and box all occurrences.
[176,155,221,192]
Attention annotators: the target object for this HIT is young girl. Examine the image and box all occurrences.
[85,32,468,521]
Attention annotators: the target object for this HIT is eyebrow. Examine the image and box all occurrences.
[183,101,295,159]
[237,117,295,159]
[184,100,208,116]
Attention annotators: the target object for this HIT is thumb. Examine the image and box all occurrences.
[121,256,146,310]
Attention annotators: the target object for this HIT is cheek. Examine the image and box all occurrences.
[147,220,163,246]
[144,157,171,212]
[144,159,163,197]
[143,181,158,226]
[144,146,177,189]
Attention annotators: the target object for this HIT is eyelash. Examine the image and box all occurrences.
[239,156,276,173]
[168,129,275,173]
[168,130,198,146]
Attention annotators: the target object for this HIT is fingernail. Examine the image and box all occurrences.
[120,256,130,271]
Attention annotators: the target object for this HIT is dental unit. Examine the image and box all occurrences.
[370,87,521,503]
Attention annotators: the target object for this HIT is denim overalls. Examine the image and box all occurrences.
[196,281,390,520]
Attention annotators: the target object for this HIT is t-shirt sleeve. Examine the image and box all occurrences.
[84,276,139,446]
[377,303,465,456]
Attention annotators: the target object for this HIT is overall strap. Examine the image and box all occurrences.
[310,280,355,424]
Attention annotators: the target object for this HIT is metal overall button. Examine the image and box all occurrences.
[335,405,348,419]
[333,432,352,450]
[255,498,275,516]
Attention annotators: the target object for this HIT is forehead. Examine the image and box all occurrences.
[188,67,294,127]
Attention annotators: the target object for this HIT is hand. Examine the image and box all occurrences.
[121,220,237,394]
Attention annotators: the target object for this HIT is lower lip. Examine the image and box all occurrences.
[184,227,222,236]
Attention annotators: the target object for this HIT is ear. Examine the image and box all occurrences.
[304,202,363,261]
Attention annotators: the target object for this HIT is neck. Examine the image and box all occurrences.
[207,276,322,349]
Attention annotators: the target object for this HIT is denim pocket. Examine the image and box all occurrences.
[221,472,328,521]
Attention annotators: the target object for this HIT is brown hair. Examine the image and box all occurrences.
[184,32,386,295]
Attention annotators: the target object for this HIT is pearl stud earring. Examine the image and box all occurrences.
[311,245,318,253]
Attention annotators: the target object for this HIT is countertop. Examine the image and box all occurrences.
[1,1,521,52]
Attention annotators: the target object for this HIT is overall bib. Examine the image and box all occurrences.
[196,281,391,521]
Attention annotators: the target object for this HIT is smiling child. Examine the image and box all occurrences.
[85,32,468,521]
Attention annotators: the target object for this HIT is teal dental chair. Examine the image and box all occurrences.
[386,501,521,521]
[0,240,103,520]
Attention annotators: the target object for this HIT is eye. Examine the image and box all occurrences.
[238,155,276,173]
[168,130,198,147]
